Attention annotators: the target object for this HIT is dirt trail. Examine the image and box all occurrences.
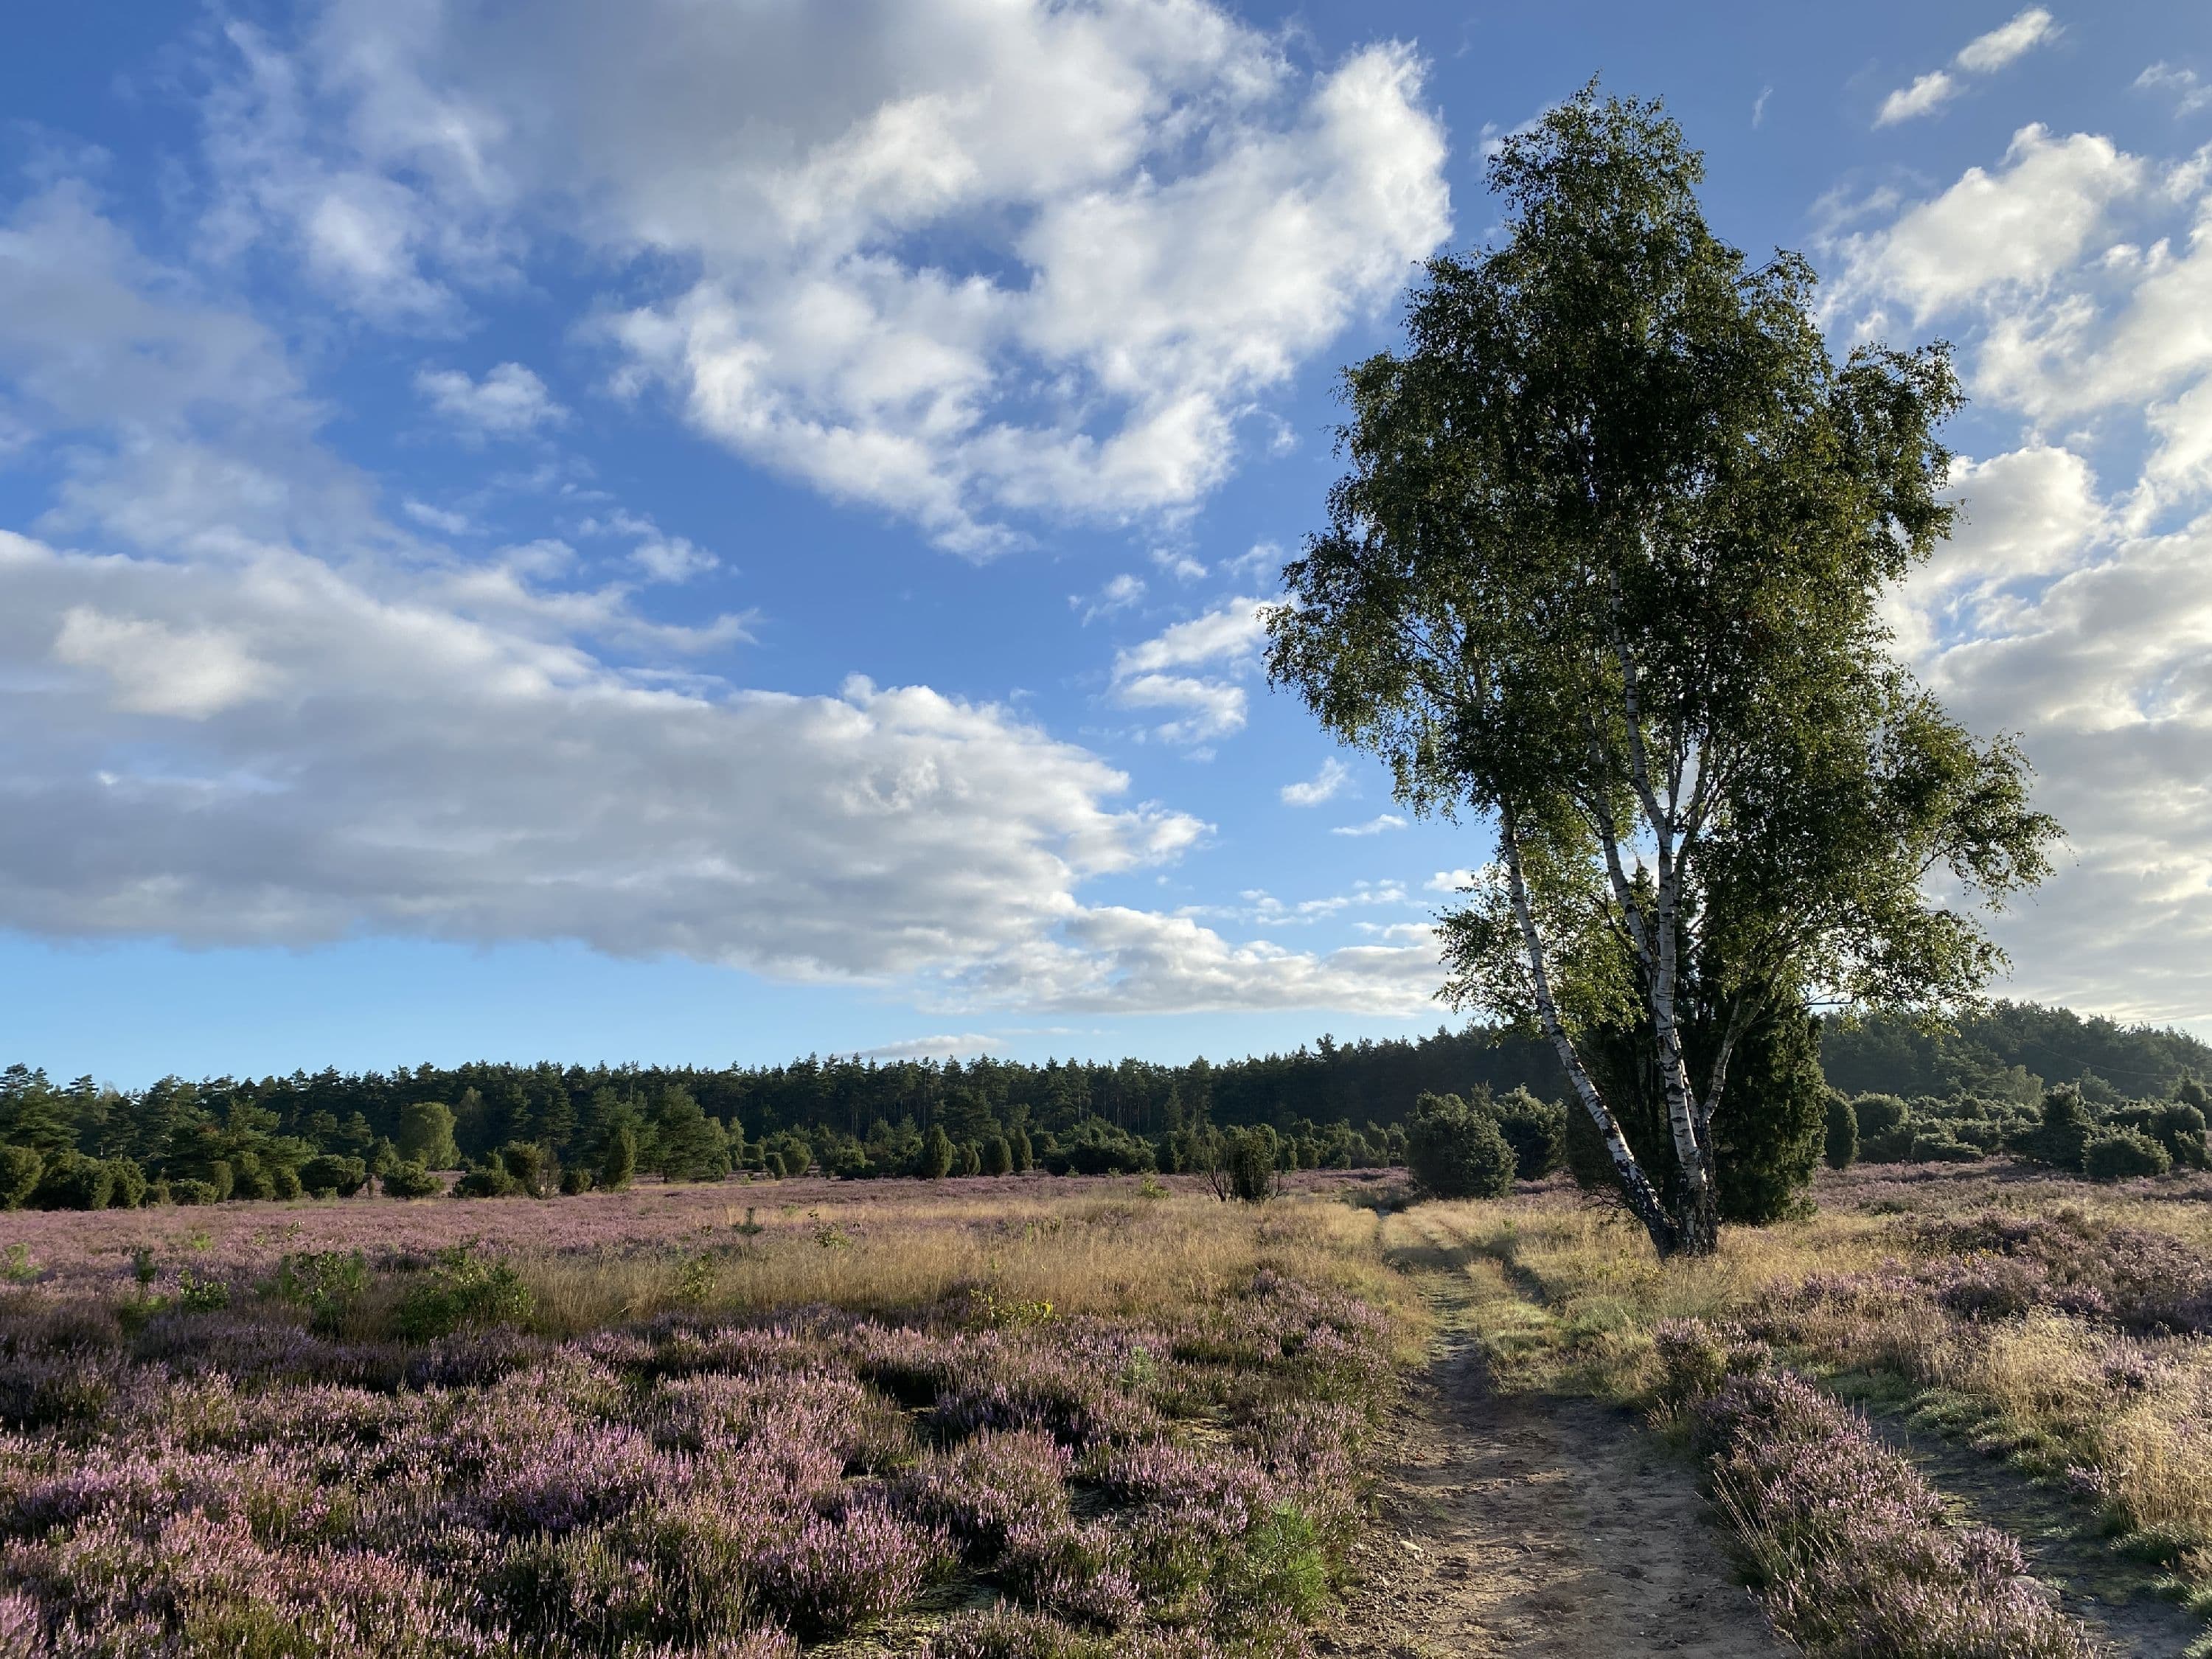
[1322,1214,1790,1658]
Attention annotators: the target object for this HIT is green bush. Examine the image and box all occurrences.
[2149,1103,2209,1171]
[1907,1133,1982,1164]
[298,1154,368,1199]
[1492,1087,1566,1180]
[269,1250,370,1333]
[1823,1091,1858,1170]
[981,1135,1013,1177]
[394,1248,533,1340]
[1228,1127,1276,1203]
[919,1125,955,1180]
[1405,1093,1515,1200]
[452,1162,518,1198]
[2014,1086,2096,1172]
[2084,1128,2172,1182]
[396,1099,461,1169]
[103,1159,147,1208]
[30,1150,114,1211]
[557,1163,595,1195]
[495,1141,552,1198]
[1010,1128,1034,1173]
[597,1127,636,1192]
[167,1178,219,1206]
[0,1146,44,1210]
[379,1161,441,1199]
[270,1162,304,1200]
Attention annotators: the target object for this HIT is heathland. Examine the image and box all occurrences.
[4,1151,2212,1657]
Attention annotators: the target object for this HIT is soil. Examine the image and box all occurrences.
[1321,1217,1791,1658]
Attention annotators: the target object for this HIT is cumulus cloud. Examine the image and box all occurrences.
[1281,757,1349,806]
[0,184,1436,1020]
[1110,597,1269,745]
[1844,123,2212,1026]
[1875,8,2057,127]
[2138,63,2212,118]
[415,363,566,437]
[1834,127,2146,321]
[198,0,1452,554]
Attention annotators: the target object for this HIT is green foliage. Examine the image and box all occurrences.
[379,1161,441,1198]
[394,1247,533,1340]
[919,1124,955,1180]
[1405,1093,1517,1200]
[167,1178,219,1206]
[1226,1127,1276,1203]
[557,1163,595,1195]
[1267,85,2053,1256]
[0,1145,42,1210]
[958,1141,982,1177]
[1492,1087,1566,1180]
[1010,1127,1034,1172]
[269,1250,370,1333]
[395,1100,460,1169]
[175,1267,231,1312]
[496,1141,552,1198]
[652,1088,728,1182]
[298,1153,367,1198]
[102,1158,147,1208]
[2148,1103,2209,1171]
[2083,1129,2171,1182]
[1823,1091,1858,1171]
[597,1127,636,1192]
[30,1150,114,1211]
[452,1161,518,1199]
[2016,1087,2096,1172]
[981,1135,1013,1177]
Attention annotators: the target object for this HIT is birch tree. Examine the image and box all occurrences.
[1265,87,2058,1256]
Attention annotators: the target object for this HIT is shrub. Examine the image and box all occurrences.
[1492,1088,1566,1180]
[271,1161,304,1200]
[1010,1128,1034,1173]
[270,1250,370,1333]
[1225,1127,1276,1203]
[497,1141,552,1198]
[981,1135,1013,1177]
[1907,1133,1983,1164]
[598,1127,636,1192]
[1823,1091,1858,1170]
[1405,1093,1517,1200]
[30,1150,113,1211]
[453,1163,519,1199]
[558,1163,595,1195]
[2149,1102,2209,1170]
[2083,1128,2171,1182]
[167,1178,219,1206]
[299,1153,368,1198]
[920,1126,955,1180]
[102,1158,147,1208]
[394,1247,534,1340]
[380,1161,441,1198]
[2015,1085,2096,1172]
[0,1146,42,1210]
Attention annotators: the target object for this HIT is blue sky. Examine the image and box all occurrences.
[4,1,2211,1086]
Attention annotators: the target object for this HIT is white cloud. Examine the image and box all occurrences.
[403,499,472,535]
[415,362,566,437]
[0,185,1439,1019]
[2138,63,2212,118]
[1835,127,2146,320]
[1875,9,2057,127]
[1076,572,1146,622]
[1331,813,1406,837]
[1281,757,1349,806]
[1426,867,1480,894]
[1752,86,1773,128]
[860,1034,1004,1059]
[1877,72,1958,128]
[201,1,1453,553]
[1110,596,1269,745]
[1150,547,1209,582]
[630,533,717,584]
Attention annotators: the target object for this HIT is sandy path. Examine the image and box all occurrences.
[1321,1216,1791,1659]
